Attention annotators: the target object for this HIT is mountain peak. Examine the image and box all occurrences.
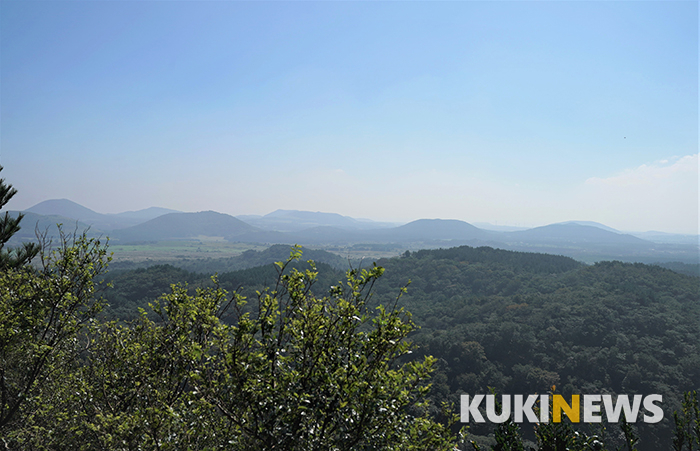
[557,220,621,233]
[110,210,259,242]
[26,199,103,220]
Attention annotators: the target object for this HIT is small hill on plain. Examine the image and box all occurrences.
[374,218,493,242]
[506,223,650,245]
[176,244,350,274]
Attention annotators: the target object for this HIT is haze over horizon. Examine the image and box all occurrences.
[2,1,697,235]
[12,197,699,236]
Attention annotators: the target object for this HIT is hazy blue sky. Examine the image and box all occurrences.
[2,1,697,234]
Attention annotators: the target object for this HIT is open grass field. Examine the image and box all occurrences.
[108,240,269,263]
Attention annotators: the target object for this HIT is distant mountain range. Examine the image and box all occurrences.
[6,211,99,243]
[237,209,399,232]
[8,199,700,264]
[25,199,181,231]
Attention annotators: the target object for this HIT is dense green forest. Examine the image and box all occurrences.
[95,245,700,450]
[655,261,700,278]
[3,172,699,450]
[371,247,699,449]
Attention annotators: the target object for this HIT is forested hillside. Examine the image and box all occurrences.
[101,244,700,450]
[102,259,342,321]
[371,247,700,449]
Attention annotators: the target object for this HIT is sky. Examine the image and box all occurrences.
[1,0,697,234]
